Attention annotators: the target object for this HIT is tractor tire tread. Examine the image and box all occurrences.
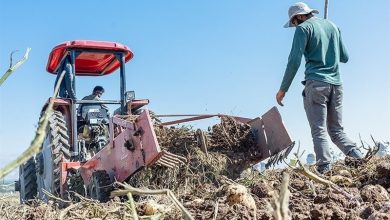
[38,110,71,198]
[19,158,38,202]
[90,170,113,202]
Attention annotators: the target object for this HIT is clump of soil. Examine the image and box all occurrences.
[361,185,389,203]
[208,116,255,152]
[251,181,273,198]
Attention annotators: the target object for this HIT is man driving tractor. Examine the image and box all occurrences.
[81,86,109,111]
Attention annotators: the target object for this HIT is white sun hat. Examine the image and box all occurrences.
[284,2,319,28]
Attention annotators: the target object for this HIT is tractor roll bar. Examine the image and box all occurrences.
[65,50,128,159]
[75,100,121,104]
[118,53,127,115]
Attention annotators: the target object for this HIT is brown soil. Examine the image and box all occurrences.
[1,119,389,220]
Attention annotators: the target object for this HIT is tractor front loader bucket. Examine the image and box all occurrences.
[248,106,294,167]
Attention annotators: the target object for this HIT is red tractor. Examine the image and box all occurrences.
[16,40,294,203]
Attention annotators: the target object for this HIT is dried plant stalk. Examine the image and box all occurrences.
[293,159,360,206]
[112,182,194,220]
[127,192,139,220]
[271,172,291,220]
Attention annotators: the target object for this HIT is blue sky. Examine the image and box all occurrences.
[0,1,389,179]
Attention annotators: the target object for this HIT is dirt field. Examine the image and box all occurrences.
[1,156,389,219]
[1,121,389,220]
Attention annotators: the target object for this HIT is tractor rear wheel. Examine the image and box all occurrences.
[17,157,38,203]
[36,110,71,201]
[88,170,113,202]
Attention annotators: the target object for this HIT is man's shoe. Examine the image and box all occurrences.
[347,148,364,159]
[317,163,332,174]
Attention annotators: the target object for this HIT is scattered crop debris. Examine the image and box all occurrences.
[1,120,389,220]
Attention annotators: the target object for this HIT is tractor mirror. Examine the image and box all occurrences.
[125,91,135,102]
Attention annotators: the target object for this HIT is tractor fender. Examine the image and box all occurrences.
[41,98,72,114]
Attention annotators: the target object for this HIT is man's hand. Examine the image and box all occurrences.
[276,90,286,106]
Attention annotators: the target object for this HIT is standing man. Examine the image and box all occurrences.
[276,2,363,173]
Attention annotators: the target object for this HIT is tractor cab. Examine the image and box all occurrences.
[47,40,135,110]
[46,40,138,161]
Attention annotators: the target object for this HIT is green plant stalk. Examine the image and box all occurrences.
[0,48,31,86]
[0,70,65,179]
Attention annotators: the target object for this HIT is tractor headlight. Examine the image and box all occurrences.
[125,91,135,102]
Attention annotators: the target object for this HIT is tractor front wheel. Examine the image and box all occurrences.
[88,170,113,202]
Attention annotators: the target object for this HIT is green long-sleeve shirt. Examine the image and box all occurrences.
[280,17,349,92]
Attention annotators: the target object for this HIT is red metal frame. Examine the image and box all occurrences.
[60,161,81,197]
[47,40,134,75]
[247,107,294,164]
[260,107,293,155]
[159,114,252,126]
[42,98,72,113]
[78,109,162,185]
[130,99,150,111]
